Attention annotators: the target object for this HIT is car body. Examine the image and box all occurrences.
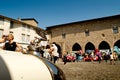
[0,50,66,80]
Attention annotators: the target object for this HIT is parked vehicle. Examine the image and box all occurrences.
[0,50,66,80]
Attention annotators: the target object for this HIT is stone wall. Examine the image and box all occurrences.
[47,15,120,53]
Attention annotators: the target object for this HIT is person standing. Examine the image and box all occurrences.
[75,52,81,62]
[110,52,114,65]
[96,51,102,64]
[62,51,68,65]
[3,34,21,51]
[104,53,109,63]
[43,45,51,60]
[51,43,59,63]
[110,51,117,65]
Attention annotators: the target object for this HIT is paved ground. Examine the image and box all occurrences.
[56,60,120,80]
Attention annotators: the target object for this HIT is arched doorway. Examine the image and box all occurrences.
[85,42,95,53]
[114,40,120,54]
[114,40,120,48]
[99,41,110,49]
[72,43,82,51]
[98,41,111,53]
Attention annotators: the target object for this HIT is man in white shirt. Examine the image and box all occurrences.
[51,44,59,63]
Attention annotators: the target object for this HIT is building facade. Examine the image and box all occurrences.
[46,14,120,53]
[0,15,45,48]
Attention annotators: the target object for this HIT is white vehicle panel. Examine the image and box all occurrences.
[0,50,52,80]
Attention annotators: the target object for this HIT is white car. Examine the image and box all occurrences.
[0,50,66,80]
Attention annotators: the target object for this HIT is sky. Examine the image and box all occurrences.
[0,0,120,29]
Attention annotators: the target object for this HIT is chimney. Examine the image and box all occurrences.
[18,17,21,21]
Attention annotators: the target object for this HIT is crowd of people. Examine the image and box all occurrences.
[0,34,60,64]
[0,34,119,65]
[62,49,119,65]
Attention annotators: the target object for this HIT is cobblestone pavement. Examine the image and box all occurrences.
[56,60,120,80]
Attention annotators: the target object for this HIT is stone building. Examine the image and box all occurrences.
[46,14,120,54]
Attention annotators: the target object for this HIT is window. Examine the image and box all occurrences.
[10,21,14,28]
[9,31,13,34]
[50,32,53,38]
[26,35,30,42]
[27,26,30,32]
[85,29,89,36]
[62,33,66,39]
[22,24,26,31]
[0,29,3,38]
[113,26,118,34]
[102,33,105,37]
[0,18,4,25]
[21,34,25,42]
